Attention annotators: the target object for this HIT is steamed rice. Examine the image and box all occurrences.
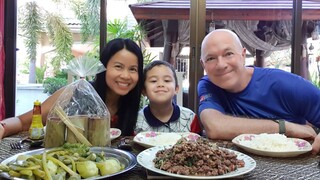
[239,133,299,151]
[148,133,182,146]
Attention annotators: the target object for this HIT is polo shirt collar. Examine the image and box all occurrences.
[143,103,180,127]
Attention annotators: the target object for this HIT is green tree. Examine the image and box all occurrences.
[36,65,47,83]
[45,13,74,73]
[69,0,100,42]
[310,71,320,88]
[19,2,43,83]
[19,0,153,85]
[19,1,74,83]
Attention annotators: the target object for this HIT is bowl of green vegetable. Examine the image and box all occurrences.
[0,143,137,179]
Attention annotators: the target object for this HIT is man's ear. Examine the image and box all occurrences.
[200,59,205,69]
[241,48,247,59]
[241,48,247,66]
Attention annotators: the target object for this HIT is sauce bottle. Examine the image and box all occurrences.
[29,100,44,140]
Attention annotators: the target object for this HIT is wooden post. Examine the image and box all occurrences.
[188,0,206,113]
[291,0,302,75]
[254,50,265,67]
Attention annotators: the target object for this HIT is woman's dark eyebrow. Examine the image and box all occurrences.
[113,61,124,65]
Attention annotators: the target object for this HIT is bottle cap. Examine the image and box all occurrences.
[34,100,41,106]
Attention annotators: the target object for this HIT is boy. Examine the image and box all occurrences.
[135,60,201,134]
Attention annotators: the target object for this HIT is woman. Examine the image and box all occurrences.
[0,38,143,138]
[93,38,143,135]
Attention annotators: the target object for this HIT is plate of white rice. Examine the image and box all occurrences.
[232,133,312,157]
[133,132,200,148]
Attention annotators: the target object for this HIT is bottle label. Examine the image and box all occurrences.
[29,128,44,140]
[29,114,44,140]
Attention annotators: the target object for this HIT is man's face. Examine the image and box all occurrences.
[201,31,247,92]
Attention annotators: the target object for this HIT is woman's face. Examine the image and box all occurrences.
[105,49,139,96]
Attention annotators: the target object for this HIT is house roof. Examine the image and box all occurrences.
[129,0,320,46]
[129,0,320,21]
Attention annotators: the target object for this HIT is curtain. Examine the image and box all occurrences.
[226,20,292,57]
[171,20,190,59]
[0,0,5,120]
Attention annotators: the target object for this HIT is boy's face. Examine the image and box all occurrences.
[143,65,179,104]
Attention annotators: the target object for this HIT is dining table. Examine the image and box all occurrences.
[1,131,320,180]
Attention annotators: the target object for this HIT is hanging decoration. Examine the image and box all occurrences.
[311,21,319,40]
[209,12,215,32]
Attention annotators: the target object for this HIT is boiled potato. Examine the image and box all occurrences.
[96,158,122,175]
[76,161,98,178]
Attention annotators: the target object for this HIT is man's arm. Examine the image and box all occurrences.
[312,134,320,154]
[201,108,317,140]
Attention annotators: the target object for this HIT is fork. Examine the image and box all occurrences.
[9,136,28,149]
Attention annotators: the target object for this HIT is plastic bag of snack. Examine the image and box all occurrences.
[45,56,110,148]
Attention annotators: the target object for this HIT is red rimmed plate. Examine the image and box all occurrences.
[110,128,121,141]
[133,131,200,148]
[232,133,312,157]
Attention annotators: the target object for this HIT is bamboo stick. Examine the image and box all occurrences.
[54,105,92,146]
[66,116,88,143]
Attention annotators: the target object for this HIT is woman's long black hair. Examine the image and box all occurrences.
[93,38,144,135]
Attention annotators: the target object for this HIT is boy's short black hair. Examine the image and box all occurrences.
[143,60,178,87]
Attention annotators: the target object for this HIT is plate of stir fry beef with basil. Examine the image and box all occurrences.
[137,137,256,179]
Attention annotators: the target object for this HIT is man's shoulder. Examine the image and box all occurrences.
[254,67,298,80]
[199,75,210,81]
[253,67,310,91]
[198,75,215,87]
[255,67,290,76]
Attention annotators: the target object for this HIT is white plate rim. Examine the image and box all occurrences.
[110,128,121,141]
[137,145,256,179]
[232,134,312,157]
[133,131,200,148]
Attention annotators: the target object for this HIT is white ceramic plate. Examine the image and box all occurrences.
[110,128,121,141]
[137,146,256,179]
[232,134,312,157]
[133,131,200,148]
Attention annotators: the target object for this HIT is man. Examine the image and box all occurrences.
[198,29,320,154]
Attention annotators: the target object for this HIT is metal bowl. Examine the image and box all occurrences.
[0,147,137,180]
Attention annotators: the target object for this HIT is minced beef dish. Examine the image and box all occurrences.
[153,137,245,176]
